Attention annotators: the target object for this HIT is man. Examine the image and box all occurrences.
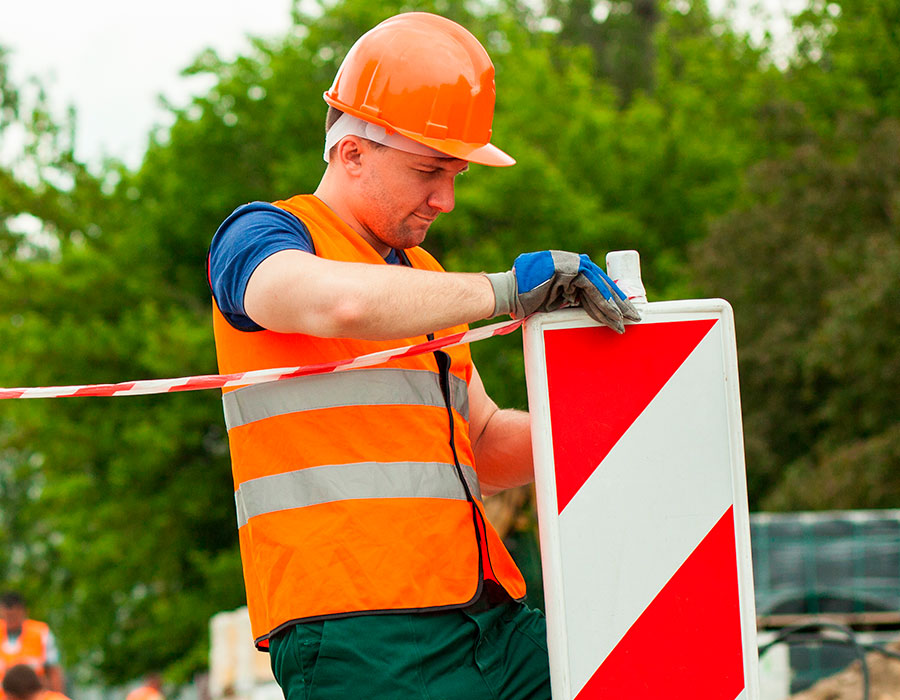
[0,595,63,697]
[208,12,639,700]
[1,666,68,700]
[125,674,164,700]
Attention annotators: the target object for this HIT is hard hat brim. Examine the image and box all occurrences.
[404,132,516,167]
[324,94,516,167]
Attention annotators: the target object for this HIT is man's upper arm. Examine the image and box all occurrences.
[208,203,314,331]
[467,363,534,494]
[242,250,344,334]
[467,364,500,453]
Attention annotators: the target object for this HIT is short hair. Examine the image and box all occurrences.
[2,664,42,699]
[325,106,343,132]
[0,592,25,608]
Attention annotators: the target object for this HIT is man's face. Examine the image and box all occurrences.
[352,144,469,252]
[0,604,26,631]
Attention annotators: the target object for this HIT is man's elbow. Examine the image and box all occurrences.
[247,293,368,338]
[480,480,503,498]
[313,295,370,338]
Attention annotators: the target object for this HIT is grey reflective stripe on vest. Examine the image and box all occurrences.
[235,461,482,528]
[223,368,469,430]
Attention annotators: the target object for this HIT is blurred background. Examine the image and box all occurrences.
[0,0,897,697]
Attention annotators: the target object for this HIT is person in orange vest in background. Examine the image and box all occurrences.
[1,665,69,700]
[0,594,64,696]
[125,674,164,700]
[208,11,639,700]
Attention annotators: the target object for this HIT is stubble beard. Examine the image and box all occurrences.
[378,213,431,251]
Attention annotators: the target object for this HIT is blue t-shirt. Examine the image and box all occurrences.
[209,201,404,331]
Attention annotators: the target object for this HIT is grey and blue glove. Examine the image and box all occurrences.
[486,250,641,333]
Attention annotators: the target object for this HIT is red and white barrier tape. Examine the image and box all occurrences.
[0,319,523,400]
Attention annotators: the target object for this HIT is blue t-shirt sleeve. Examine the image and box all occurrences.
[209,202,314,331]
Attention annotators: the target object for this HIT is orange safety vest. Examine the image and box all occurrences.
[0,619,49,674]
[0,619,50,686]
[213,195,526,648]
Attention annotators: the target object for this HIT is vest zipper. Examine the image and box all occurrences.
[433,348,487,596]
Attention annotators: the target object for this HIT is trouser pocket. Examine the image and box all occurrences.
[270,622,325,700]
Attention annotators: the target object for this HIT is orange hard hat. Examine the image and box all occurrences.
[323,12,515,167]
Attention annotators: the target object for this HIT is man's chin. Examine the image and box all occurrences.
[395,223,430,249]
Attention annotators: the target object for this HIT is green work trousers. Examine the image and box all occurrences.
[269,602,551,700]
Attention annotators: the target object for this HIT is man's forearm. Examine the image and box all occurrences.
[245,251,497,339]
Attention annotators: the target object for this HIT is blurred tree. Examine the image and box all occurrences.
[0,49,243,684]
[541,0,661,102]
[792,0,900,124]
[691,0,900,509]
[694,110,900,509]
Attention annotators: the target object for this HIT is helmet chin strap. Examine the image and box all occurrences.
[324,113,449,163]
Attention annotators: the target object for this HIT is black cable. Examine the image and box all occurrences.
[859,641,900,662]
[759,621,871,700]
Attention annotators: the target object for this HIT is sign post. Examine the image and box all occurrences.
[523,271,759,699]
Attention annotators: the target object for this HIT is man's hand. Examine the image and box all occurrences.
[486,250,642,333]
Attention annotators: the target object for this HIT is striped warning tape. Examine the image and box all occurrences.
[0,319,523,399]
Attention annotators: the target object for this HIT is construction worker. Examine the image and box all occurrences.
[0,594,63,697]
[1,665,69,700]
[208,12,639,700]
[125,674,164,700]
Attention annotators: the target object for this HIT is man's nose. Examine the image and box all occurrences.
[427,177,456,213]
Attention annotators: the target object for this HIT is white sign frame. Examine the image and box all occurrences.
[523,300,759,700]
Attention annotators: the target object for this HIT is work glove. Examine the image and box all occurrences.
[486,251,641,333]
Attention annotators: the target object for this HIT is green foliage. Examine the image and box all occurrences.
[541,0,662,102]
[792,0,900,122]
[0,51,243,685]
[0,0,897,686]
[688,0,900,510]
[693,112,900,509]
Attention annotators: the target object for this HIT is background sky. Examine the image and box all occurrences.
[0,0,295,169]
[1,0,803,171]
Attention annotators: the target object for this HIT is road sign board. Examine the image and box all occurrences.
[524,301,759,700]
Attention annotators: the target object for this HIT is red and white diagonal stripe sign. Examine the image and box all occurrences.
[524,301,758,700]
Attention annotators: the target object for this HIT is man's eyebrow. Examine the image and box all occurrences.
[415,158,469,173]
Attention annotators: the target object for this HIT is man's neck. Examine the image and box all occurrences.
[313,176,391,257]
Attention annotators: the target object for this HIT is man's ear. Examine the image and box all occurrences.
[334,136,365,176]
